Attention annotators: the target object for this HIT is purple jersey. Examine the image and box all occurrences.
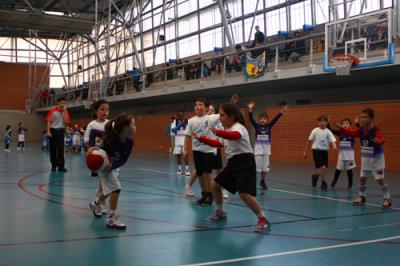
[249,111,282,155]
[102,138,134,169]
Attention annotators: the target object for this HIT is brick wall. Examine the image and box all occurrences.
[0,62,49,110]
[68,101,400,171]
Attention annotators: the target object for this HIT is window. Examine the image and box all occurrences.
[144,50,154,66]
[200,7,221,30]
[178,14,198,37]
[154,45,165,65]
[243,0,263,15]
[244,15,265,42]
[231,21,244,44]
[290,0,312,30]
[177,0,197,17]
[266,8,287,36]
[200,28,222,53]
[266,0,286,9]
[179,35,199,58]
[315,0,329,24]
[166,42,176,60]
[383,0,393,8]
[226,0,242,19]
[346,0,380,17]
[165,23,176,40]
[199,0,214,9]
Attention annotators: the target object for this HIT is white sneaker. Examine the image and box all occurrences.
[177,169,182,176]
[106,215,126,230]
[185,184,195,197]
[89,200,102,218]
[4,149,10,153]
[100,201,108,214]
[223,189,229,199]
[185,169,191,176]
[17,148,21,151]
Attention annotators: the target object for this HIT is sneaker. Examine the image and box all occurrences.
[254,217,271,233]
[382,198,392,209]
[100,201,108,214]
[17,148,21,152]
[177,169,182,176]
[194,196,206,205]
[185,169,191,176]
[207,210,227,221]
[223,189,229,199]
[58,168,68,172]
[4,149,10,153]
[106,215,126,230]
[312,174,319,187]
[321,181,329,192]
[258,179,268,190]
[352,196,366,206]
[201,196,213,207]
[89,200,102,218]
[185,184,195,197]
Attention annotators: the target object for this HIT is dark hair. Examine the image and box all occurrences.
[341,118,352,126]
[317,115,329,122]
[58,97,66,102]
[92,99,109,119]
[362,108,375,119]
[103,113,133,147]
[220,103,245,125]
[196,98,209,108]
[6,125,11,131]
[209,104,219,114]
[258,112,268,119]
[176,109,185,114]
[18,122,22,126]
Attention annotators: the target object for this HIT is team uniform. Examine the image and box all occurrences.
[72,127,81,149]
[171,119,188,155]
[308,127,336,168]
[84,120,109,148]
[4,129,12,152]
[184,114,220,176]
[249,112,282,173]
[197,122,271,232]
[17,127,27,151]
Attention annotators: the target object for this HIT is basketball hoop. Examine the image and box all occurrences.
[333,54,359,76]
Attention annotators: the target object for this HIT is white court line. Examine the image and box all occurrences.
[180,235,400,266]
[137,168,176,176]
[359,222,400,230]
[269,188,400,210]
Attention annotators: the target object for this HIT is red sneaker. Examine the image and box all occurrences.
[254,217,271,233]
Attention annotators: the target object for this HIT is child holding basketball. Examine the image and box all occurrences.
[193,103,271,232]
[85,99,110,215]
[303,115,337,191]
[247,102,287,190]
[171,109,190,176]
[89,113,135,230]
[328,118,356,189]
[336,108,392,209]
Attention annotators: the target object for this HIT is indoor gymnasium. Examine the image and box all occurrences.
[1,0,400,265]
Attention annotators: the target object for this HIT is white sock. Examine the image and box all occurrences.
[178,165,182,170]
[257,211,266,219]
[185,165,189,170]
[217,204,224,212]
[108,209,116,218]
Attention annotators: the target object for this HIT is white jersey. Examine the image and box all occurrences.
[184,114,220,153]
[84,119,109,147]
[222,123,253,159]
[171,119,187,147]
[308,127,336,151]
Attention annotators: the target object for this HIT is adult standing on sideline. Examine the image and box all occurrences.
[45,97,70,172]
[250,25,265,48]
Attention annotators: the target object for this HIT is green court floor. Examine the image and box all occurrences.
[1,145,400,266]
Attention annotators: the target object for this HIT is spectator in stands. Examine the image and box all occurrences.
[211,50,224,75]
[230,44,247,72]
[202,63,210,77]
[250,25,265,48]
[165,63,174,80]
[286,32,306,63]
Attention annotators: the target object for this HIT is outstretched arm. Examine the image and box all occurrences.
[269,104,288,127]
[193,132,224,148]
[247,101,258,129]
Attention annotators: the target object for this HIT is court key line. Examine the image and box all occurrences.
[270,188,400,210]
[181,235,400,266]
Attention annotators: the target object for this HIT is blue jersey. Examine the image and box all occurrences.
[102,138,134,169]
[249,111,282,155]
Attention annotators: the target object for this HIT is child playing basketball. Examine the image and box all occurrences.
[171,109,190,176]
[328,118,355,189]
[336,108,392,209]
[184,98,220,206]
[4,125,12,152]
[303,115,337,191]
[84,99,110,215]
[247,102,287,190]
[89,113,135,230]
[17,123,28,151]
[193,103,271,232]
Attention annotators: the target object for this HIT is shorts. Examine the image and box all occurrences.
[193,151,216,175]
[73,135,81,146]
[214,153,257,196]
[213,148,223,170]
[313,149,328,168]
[255,154,270,172]
[360,169,385,180]
[336,160,356,171]
[18,134,25,142]
[173,145,184,155]
[99,168,121,196]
